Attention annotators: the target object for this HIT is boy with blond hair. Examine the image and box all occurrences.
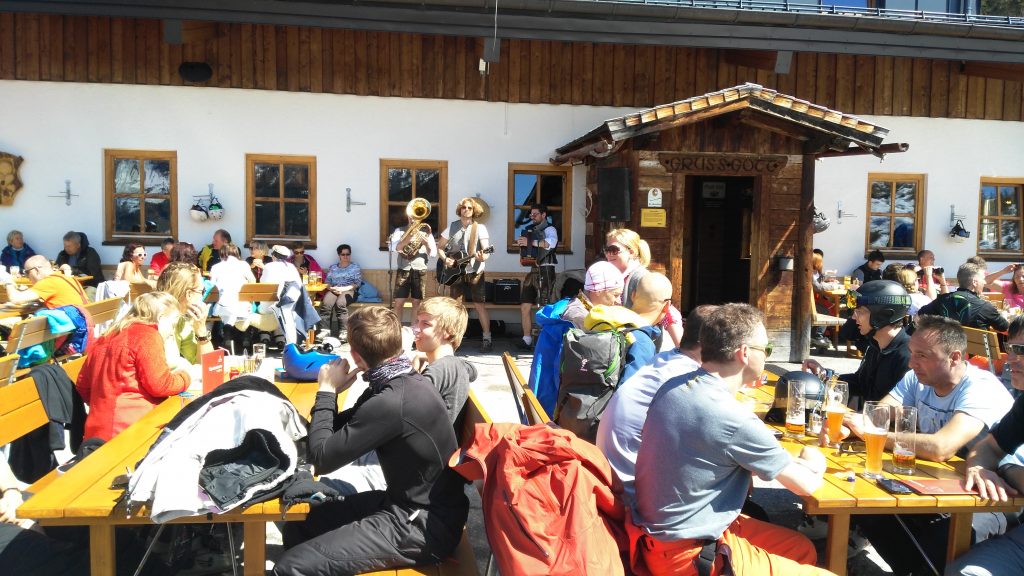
[413,296,477,423]
[275,306,469,576]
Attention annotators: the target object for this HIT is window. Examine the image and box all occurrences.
[865,173,925,256]
[246,154,316,246]
[978,178,1024,254]
[104,149,177,243]
[379,160,447,249]
[507,163,573,253]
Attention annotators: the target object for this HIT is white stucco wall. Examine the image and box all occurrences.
[4,80,1023,288]
[813,115,1024,278]
[0,79,630,274]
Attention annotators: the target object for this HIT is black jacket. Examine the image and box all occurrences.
[308,371,468,526]
[55,233,104,288]
[918,289,1009,332]
[842,327,911,405]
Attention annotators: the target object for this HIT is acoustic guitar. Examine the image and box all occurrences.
[437,246,495,286]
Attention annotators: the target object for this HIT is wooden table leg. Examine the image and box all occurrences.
[243,521,267,576]
[824,513,850,576]
[90,524,116,576]
[947,512,973,565]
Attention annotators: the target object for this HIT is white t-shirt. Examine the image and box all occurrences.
[888,365,1012,450]
[260,260,301,295]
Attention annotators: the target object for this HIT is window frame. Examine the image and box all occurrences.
[863,172,926,258]
[245,153,317,247]
[378,159,448,251]
[977,177,1024,257]
[103,149,178,244]
[506,163,573,254]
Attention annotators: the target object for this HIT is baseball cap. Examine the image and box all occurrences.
[584,261,624,292]
[271,245,292,259]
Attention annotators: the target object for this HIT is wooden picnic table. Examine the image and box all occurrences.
[742,383,1024,575]
[14,274,92,286]
[17,379,340,576]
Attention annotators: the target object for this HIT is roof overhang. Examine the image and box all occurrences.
[553,83,907,164]
[4,0,1024,64]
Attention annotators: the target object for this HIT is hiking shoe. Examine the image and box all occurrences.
[516,338,533,351]
[480,339,493,352]
[848,525,871,557]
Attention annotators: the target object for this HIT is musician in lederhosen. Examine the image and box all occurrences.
[516,203,558,351]
[389,199,437,324]
[438,197,494,352]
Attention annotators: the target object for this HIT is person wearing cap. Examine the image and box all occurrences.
[561,261,625,329]
[258,244,303,346]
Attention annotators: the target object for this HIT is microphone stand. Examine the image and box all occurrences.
[387,230,395,309]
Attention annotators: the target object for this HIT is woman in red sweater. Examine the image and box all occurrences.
[76,291,192,441]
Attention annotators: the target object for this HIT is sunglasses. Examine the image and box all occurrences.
[1009,343,1024,356]
[339,252,352,256]
[603,245,623,255]
[745,341,774,358]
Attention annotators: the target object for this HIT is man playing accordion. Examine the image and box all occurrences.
[516,203,558,351]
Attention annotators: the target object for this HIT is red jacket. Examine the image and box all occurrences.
[76,322,190,441]
[450,423,627,575]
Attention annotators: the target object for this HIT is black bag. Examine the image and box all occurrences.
[493,279,521,305]
[466,319,507,338]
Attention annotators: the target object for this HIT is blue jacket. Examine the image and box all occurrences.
[1,243,36,269]
[528,298,573,417]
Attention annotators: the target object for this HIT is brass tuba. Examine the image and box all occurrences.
[398,198,432,259]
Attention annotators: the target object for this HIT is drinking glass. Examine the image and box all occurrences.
[824,381,849,449]
[252,343,266,372]
[785,379,806,438]
[9,265,19,277]
[309,271,322,285]
[893,406,917,475]
[862,401,890,479]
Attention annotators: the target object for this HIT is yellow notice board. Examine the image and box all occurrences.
[640,208,667,228]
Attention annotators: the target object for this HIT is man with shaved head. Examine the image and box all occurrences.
[3,254,89,309]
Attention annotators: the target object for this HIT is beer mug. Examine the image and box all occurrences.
[862,402,890,479]
[785,379,806,438]
[893,406,917,475]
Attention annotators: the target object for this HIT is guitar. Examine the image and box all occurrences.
[437,246,495,286]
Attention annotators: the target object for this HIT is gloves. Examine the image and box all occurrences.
[280,467,340,510]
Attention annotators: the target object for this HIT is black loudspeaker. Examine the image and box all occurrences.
[598,167,631,221]
[493,279,522,305]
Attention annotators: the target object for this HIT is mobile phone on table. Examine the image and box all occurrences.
[771,429,783,440]
[875,478,914,495]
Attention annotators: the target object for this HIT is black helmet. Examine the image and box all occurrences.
[766,371,826,423]
[846,280,911,329]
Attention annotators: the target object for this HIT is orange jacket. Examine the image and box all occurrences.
[450,423,627,575]
[76,323,189,441]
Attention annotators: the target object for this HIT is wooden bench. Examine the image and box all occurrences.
[128,281,154,303]
[964,325,1003,375]
[205,283,281,304]
[502,352,551,425]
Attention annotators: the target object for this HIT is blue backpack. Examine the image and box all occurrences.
[528,298,573,417]
[357,281,383,303]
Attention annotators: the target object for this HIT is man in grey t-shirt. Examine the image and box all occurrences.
[630,303,832,576]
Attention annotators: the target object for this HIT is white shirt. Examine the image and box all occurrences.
[442,221,490,274]
[259,260,302,299]
[390,227,438,271]
[210,256,255,325]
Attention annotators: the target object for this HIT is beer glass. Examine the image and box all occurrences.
[824,381,849,449]
[862,401,890,479]
[785,379,806,438]
[893,406,917,475]
[252,343,266,372]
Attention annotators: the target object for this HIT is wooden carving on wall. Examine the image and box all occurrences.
[0,152,24,206]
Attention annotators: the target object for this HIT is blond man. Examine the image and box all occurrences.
[412,297,476,423]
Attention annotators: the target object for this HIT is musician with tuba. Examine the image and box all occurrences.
[389,198,437,323]
[516,203,559,350]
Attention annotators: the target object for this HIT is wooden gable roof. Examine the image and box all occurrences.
[553,83,894,163]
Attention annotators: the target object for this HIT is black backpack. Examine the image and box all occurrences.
[554,327,629,442]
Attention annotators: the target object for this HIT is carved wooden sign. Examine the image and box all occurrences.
[659,153,788,175]
[0,152,24,206]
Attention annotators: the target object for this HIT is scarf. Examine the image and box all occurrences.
[363,355,413,392]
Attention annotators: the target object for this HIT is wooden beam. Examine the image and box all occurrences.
[960,61,1024,83]
[737,109,810,141]
[792,154,815,362]
[817,142,910,159]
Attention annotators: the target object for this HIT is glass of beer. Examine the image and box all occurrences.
[824,381,849,449]
[862,401,890,479]
[785,378,806,438]
[893,406,917,475]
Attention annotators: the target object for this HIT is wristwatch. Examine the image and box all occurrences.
[195,332,211,343]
